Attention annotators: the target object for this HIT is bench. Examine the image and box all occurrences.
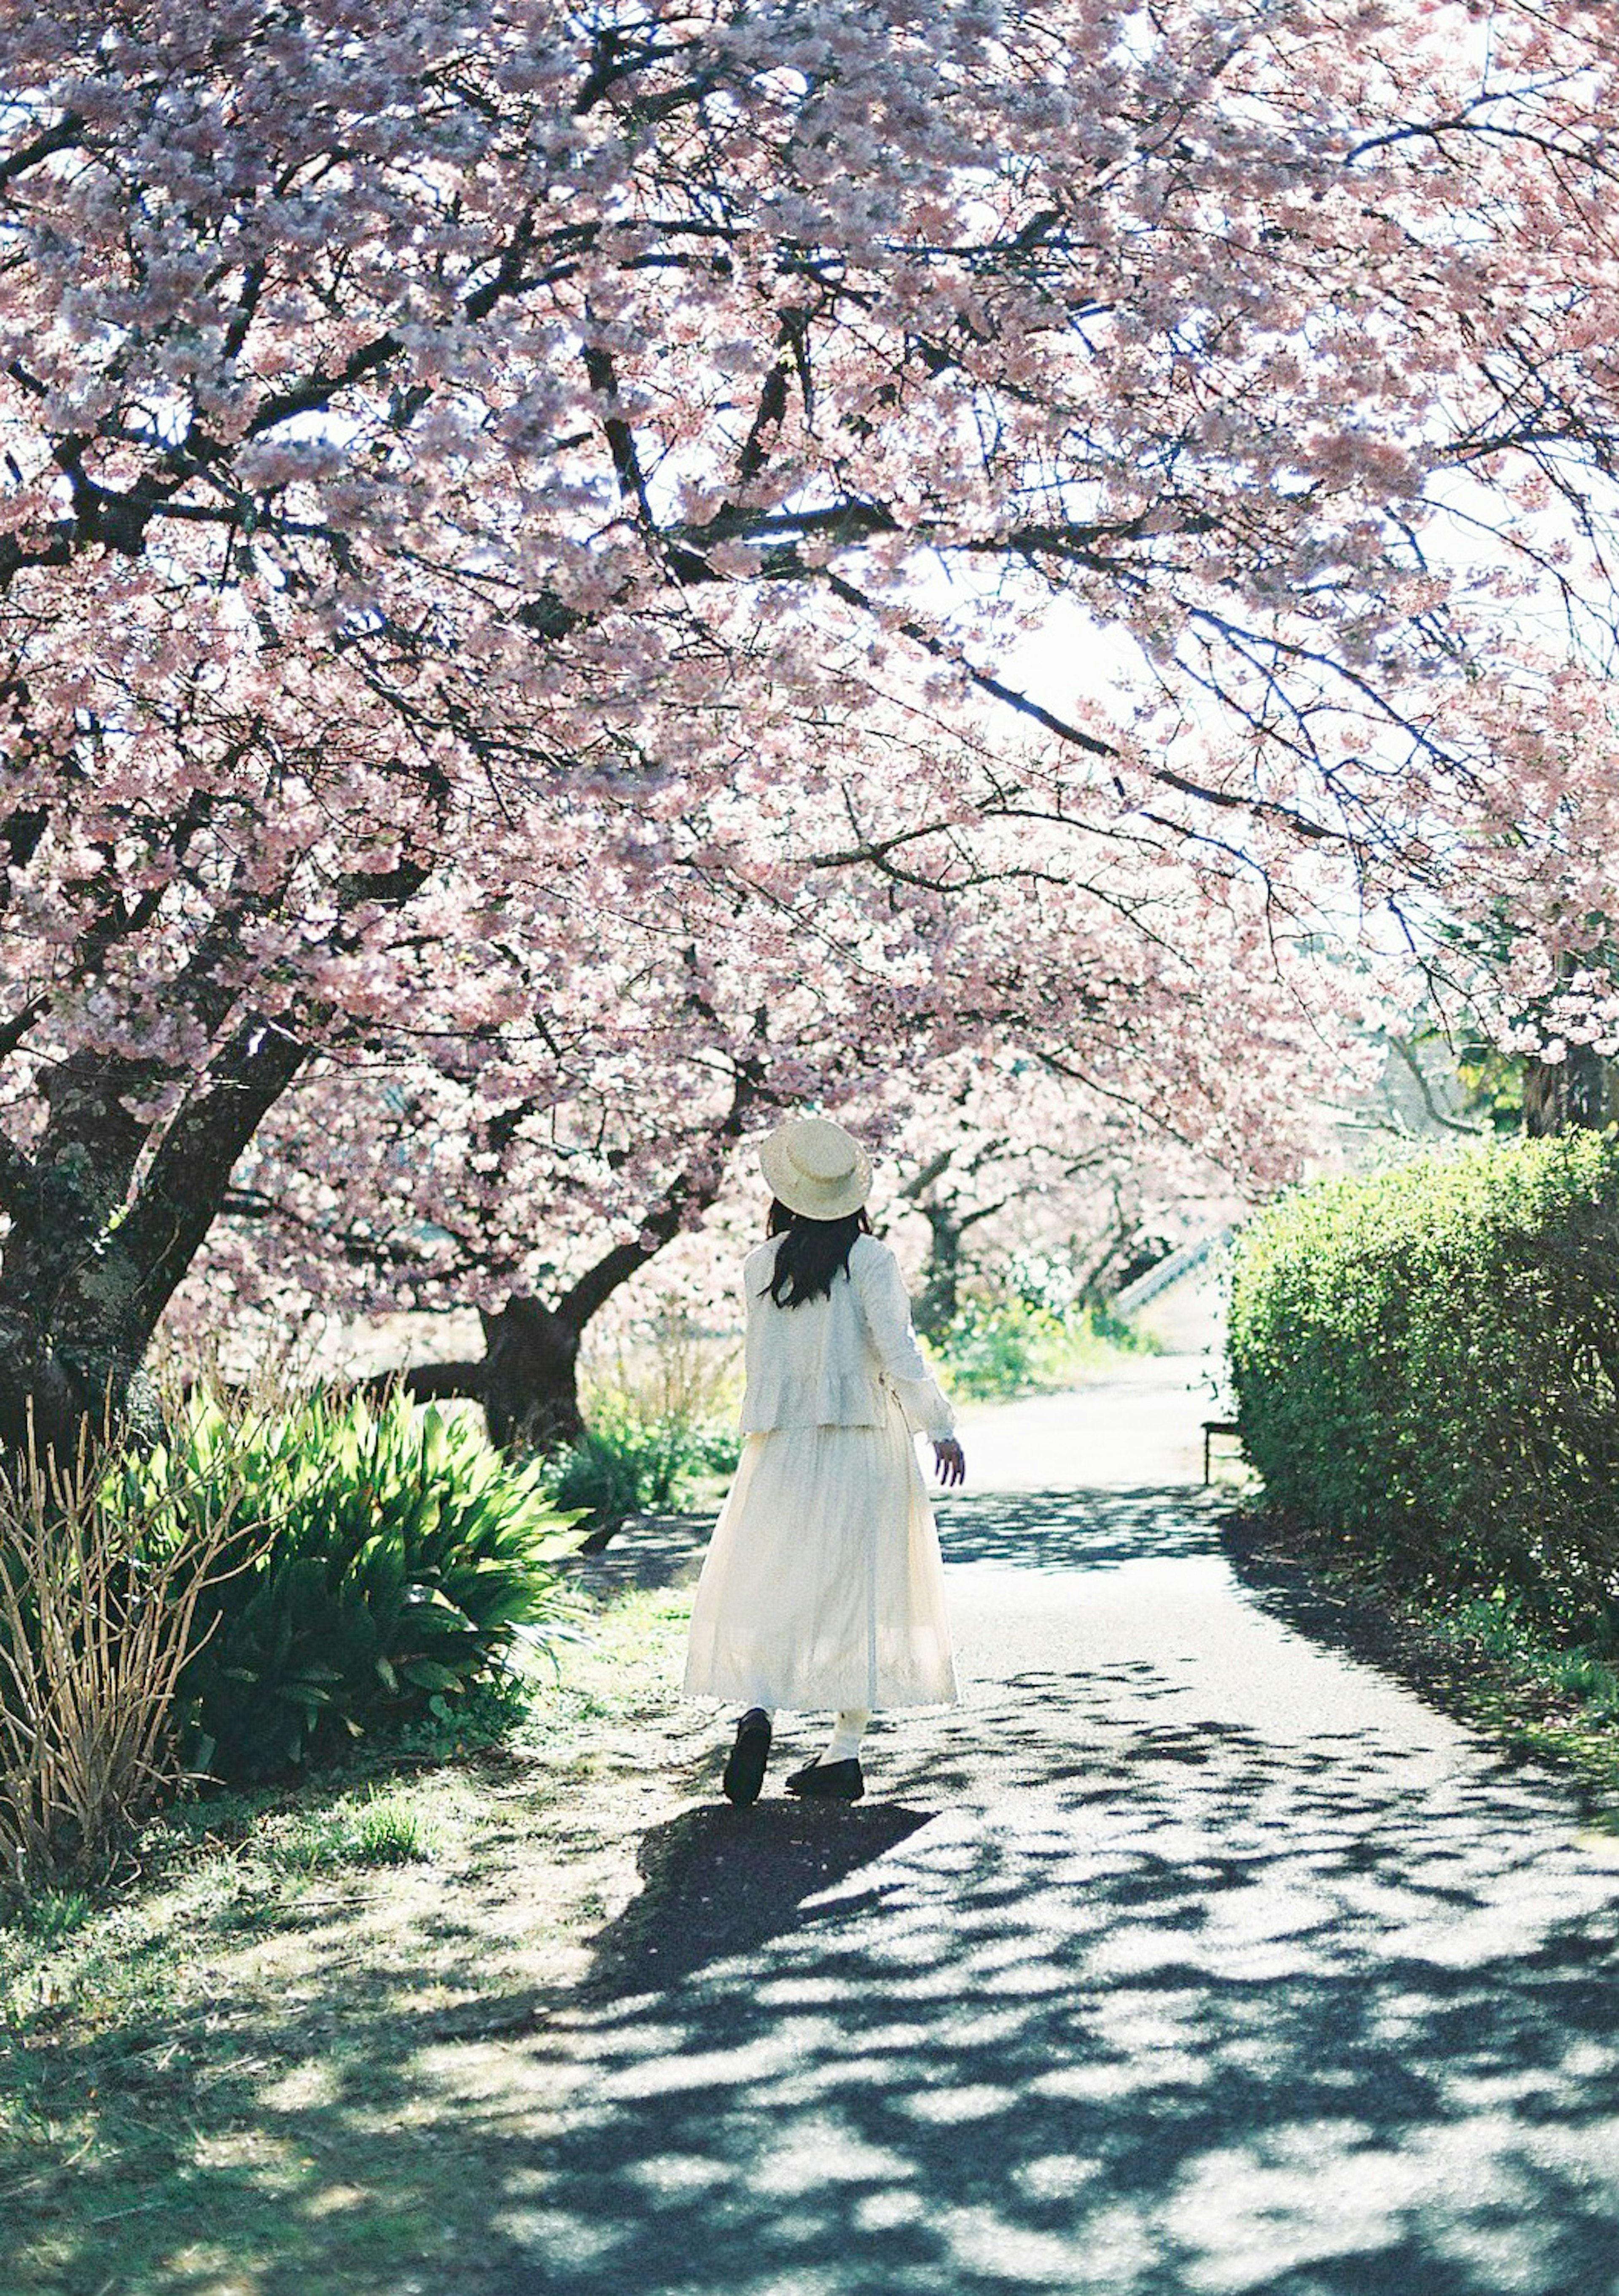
[1202,1418,1242,1482]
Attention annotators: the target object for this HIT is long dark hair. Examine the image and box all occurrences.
[763,1199,872,1308]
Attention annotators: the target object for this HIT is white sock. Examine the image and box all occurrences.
[824,1709,869,1764]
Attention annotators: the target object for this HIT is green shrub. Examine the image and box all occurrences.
[391,1669,534,1759]
[5,1888,94,1941]
[1228,1131,1619,1633]
[930,1297,1063,1398]
[1420,1590,1619,1723]
[555,1306,743,1525]
[124,1388,580,1780]
[929,1295,1151,1401]
[543,1392,740,1525]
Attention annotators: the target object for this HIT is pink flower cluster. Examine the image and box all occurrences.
[0,1,1613,1351]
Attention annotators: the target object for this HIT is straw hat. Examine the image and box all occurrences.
[758,1116,872,1222]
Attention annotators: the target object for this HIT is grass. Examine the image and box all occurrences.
[1409,1590,1619,1813]
[262,1789,443,1876]
[0,1581,702,2296]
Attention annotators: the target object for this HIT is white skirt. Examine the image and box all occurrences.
[683,1396,958,1713]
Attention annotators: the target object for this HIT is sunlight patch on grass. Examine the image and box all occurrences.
[265,1788,444,1874]
[1375,1587,1619,1812]
[0,1574,704,2296]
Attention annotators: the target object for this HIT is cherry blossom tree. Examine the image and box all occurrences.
[4,0,1619,1453]
[175,800,1336,1441]
[888,1070,1230,1336]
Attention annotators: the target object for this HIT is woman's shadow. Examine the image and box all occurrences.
[584,1796,933,1997]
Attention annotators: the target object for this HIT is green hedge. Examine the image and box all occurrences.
[1228,1132,1619,1635]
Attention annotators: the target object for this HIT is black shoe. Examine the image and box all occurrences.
[784,1756,864,1803]
[722,1708,772,1806]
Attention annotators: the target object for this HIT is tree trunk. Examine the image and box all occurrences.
[476,1295,585,1451]
[914,1209,965,1337]
[386,1295,586,1451]
[911,1189,1009,1337]
[0,1309,160,1466]
[391,1068,764,1456]
[1523,1046,1614,1136]
[0,1021,306,1466]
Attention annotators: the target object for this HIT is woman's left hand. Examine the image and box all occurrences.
[932,1437,965,1488]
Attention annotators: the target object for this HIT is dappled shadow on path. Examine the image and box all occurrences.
[1214,1512,1574,1785]
[934,1483,1225,1573]
[567,1510,710,1594]
[493,1485,1619,2296]
[564,1480,1233,1598]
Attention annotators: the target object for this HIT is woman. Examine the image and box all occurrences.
[684,1115,965,1805]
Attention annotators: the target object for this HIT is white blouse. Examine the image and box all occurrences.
[737,1232,956,1440]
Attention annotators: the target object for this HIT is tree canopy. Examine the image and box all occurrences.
[3,0,1617,1436]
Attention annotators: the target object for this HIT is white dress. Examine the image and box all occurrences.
[683,1233,959,1712]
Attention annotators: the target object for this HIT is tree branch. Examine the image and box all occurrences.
[114,1020,309,1338]
[363,1359,488,1406]
[0,109,85,187]
[555,1065,761,1331]
[821,569,1118,765]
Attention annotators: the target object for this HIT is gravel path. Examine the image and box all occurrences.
[501,1360,1619,2296]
